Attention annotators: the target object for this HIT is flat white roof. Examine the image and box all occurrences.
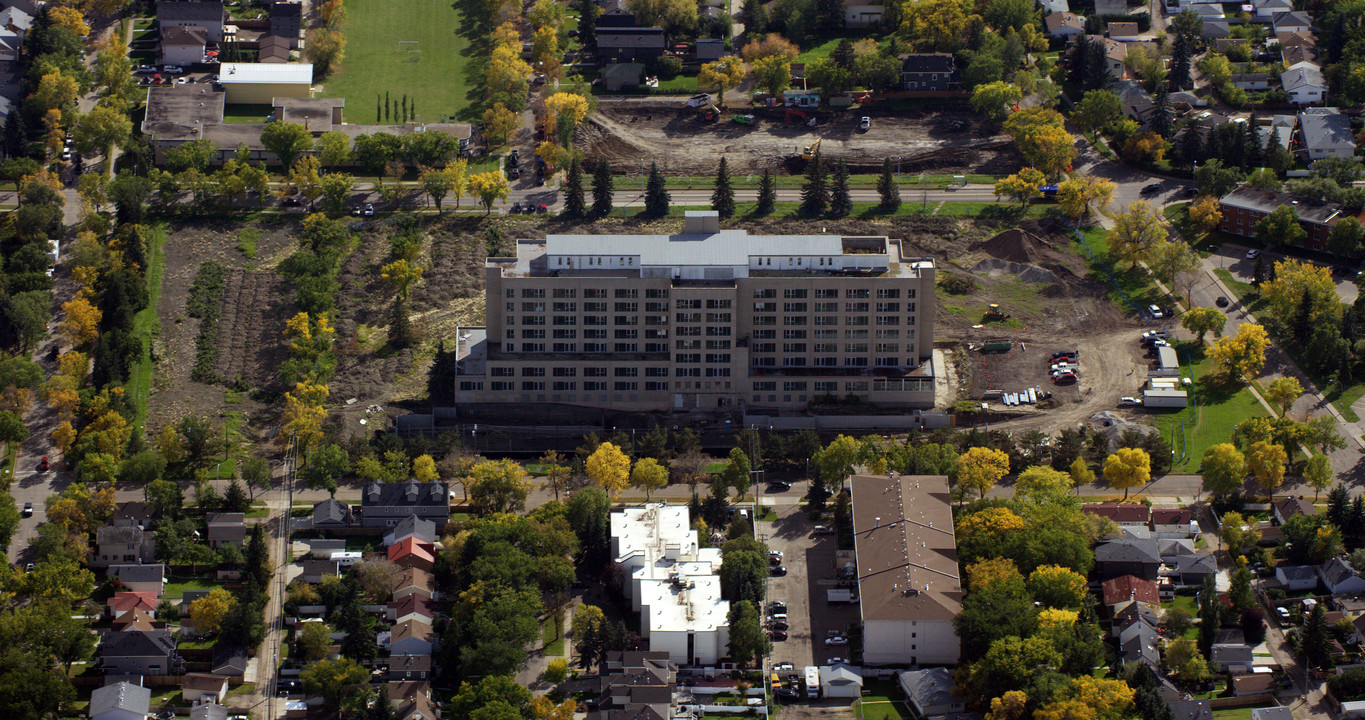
[219,62,313,85]
[641,574,729,633]
[547,230,845,267]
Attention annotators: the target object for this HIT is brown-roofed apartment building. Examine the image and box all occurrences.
[850,474,961,666]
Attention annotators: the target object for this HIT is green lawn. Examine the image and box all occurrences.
[612,201,1049,219]
[1073,226,1164,316]
[1211,708,1254,720]
[129,224,168,434]
[163,578,216,599]
[653,173,1001,190]
[321,0,471,123]
[1147,342,1270,472]
[541,618,565,656]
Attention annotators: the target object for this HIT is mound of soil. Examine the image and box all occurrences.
[970,227,1058,265]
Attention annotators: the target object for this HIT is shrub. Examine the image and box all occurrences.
[187,261,228,383]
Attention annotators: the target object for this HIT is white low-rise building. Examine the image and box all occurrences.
[612,504,730,666]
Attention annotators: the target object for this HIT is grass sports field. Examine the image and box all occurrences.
[322,0,471,124]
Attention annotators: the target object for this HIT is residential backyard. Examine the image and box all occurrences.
[322,0,472,123]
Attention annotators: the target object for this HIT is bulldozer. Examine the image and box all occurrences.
[983,304,1010,322]
[801,137,822,160]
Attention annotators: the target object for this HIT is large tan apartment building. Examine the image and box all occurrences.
[453,212,936,412]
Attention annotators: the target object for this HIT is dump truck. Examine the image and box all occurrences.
[981,340,1012,353]
[697,102,719,122]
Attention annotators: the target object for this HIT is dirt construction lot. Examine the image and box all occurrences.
[580,103,1019,176]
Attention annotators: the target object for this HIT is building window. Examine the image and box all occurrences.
[646,288,669,298]
[846,302,869,313]
[459,381,483,391]
[492,381,514,391]
[877,289,900,299]
[584,381,606,391]
[705,353,731,364]
[614,343,637,352]
[553,288,577,299]
[815,288,838,299]
[706,299,732,309]
[585,289,607,298]
[783,381,808,391]
[491,367,515,377]
[615,367,639,377]
[522,289,545,298]
[615,289,638,298]
[552,342,576,352]
[522,381,545,391]
[754,288,776,299]
[784,289,808,298]
[553,381,576,391]
[754,329,776,339]
[645,381,668,391]
[676,299,702,309]
[784,302,807,313]
[783,343,807,353]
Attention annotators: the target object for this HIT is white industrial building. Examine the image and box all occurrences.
[612,504,730,665]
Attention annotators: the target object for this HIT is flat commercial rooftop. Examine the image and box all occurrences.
[219,62,313,84]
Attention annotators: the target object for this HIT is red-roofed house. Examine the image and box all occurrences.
[107,591,159,619]
[1102,575,1160,609]
[1084,503,1151,527]
[1151,508,1198,538]
[387,537,436,572]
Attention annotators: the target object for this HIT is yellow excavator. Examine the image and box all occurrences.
[801,137,822,160]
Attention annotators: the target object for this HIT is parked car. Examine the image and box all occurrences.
[1140,183,1162,196]
[827,656,845,664]
[507,165,521,179]
[776,687,800,701]
[1053,372,1078,385]
[767,620,789,631]
[770,565,787,576]
[767,602,787,614]
[1142,330,1170,340]
[859,117,871,130]
[363,203,375,216]
[21,502,32,517]
[37,457,48,472]
[1147,304,1163,319]
[812,525,833,535]
[767,480,791,491]
[1245,249,1260,259]
[510,202,523,214]
[1119,397,1141,407]
[773,662,794,672]
[768,628,788,640]
[162,65,184,73]
[1216,296,1229,308]
[824,636,848,646]
[1049,350,1078,360]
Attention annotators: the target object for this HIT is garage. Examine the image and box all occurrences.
[218,62,312,104]
[820,664,863,698]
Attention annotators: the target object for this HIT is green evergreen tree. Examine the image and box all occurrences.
[711,156,735,218]
[1170,34,1192,89]
[829,161,852,218]
[591,162,614,216]
[385,92,391,122]
[800,152,828,217]
[756,169,776,216]
[644,162,670,217]
[402,95,409,123]
[877,158,900,210]
[563,158,586,218]
[376,95,381,123]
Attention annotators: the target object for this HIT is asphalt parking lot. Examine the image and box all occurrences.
[758,498,862,672]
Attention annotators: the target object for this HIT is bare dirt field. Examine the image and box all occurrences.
[918,218,1153,432]
[150,218,298,432]
[579,102,1019,176]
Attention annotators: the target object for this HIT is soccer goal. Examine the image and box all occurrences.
[397,40,422,62]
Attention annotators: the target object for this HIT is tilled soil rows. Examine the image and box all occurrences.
[214,269,291,387]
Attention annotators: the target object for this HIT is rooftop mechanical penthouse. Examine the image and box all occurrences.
[454,211,936,412]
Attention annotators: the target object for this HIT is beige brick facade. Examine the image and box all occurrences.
[454,212,936,412]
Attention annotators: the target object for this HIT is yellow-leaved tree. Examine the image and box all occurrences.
[955,446,1010,500]
[696,56,744,108]
[412,454,438,481]
[1102,447,1151,499]
[586,442,631,496]
[189,587,237,636]
[1209,323,1269,380]
[629,457,669,500]
[543,92,591,148]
